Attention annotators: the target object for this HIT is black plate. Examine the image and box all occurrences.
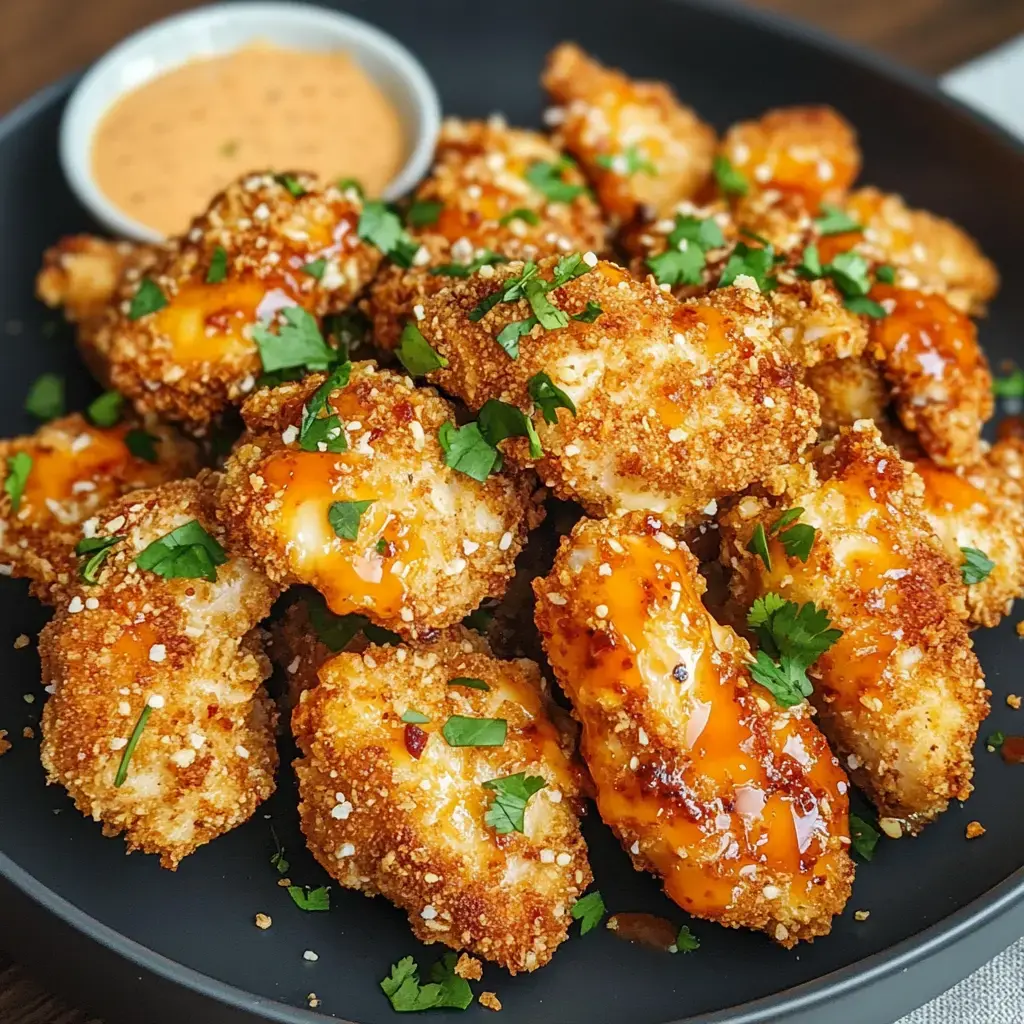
[1,2,1023,1023]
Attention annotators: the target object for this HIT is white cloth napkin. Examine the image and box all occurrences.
[896,40,1024,1024]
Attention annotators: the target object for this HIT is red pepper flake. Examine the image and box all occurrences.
[404,723,428,759]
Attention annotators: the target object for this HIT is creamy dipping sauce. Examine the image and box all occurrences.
[91,43,406,236]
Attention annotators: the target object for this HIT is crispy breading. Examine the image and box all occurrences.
[365,118,608,351]
[291,628,592,973]
[534,512,853,946]
[416,255,819,521]
[718,106,860,209]
[719,422,989,831]
[216,364,544,638]
[821,187,999,315]
[103,173,382,432]
[805,355,890,438]
[869,285,992,466]
[542,43,716,224]
[38,476,280,868]
[0,414,200,598]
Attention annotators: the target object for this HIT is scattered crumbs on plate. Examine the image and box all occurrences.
[877,817,902,839]
[455,953,483,980]
[479,992,502,1012]
[22,726,34,740]
[854,910,870,922]
[303,950,319,962]
[1017,620,1024,638]
[966,821,986,840]
[22,693,35,704]
[0,730,9,756]
[254,913,272,930]
[13,633,29,649]
[307,993,320,1009]
[1007,694,1021,710]
[278,877,292,887]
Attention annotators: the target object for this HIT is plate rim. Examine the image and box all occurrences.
[2,2,1023,1022]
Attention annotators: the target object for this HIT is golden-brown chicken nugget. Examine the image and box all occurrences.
[543,43,716,224]
[416,254,819,521]
[720,422,988,832]
[535,513,854,946]
[292,629,591,973]
[217,364,543,638]
[39,476,280,868]
[0,413,199,597]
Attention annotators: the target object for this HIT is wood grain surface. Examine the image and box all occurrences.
[1,0,1022,1021]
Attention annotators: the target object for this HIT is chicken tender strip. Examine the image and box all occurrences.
[366,118,608,351]
[534,512,853,946]
[720,422,988,832]
[0,413,199,597]
[417,256,819,521]
[39,476,280,868]
[818,187,999,315]
[542,43,716,224]
[292,628,592,973]
[718,107,860,210]
[105,173,382,432]
[216,364,543,638]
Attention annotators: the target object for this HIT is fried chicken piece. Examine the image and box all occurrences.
[366,118,608,351]
[534,513,853,946]
[818,188,999,315]
[216,364,543,638]
[804,355,890,438]
[719,422,989,832]
[416,256,819,522]
[869,284,992,466]
[718,107,860,209]
[542,43,716,224]
[0,414,199,597]
[39,476,280,868]
[292,628,591,973]
[104,173,382,432]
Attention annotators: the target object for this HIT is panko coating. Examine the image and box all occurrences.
[104,172,382,432]
[216,364,544,638]
[534,513,854,946]
[292,628,592,973]
[0,414,199,597]
[416,254,820,522]
[818,187,999,315]
[909,439,1024,629]
[39,476,280,868]
[804,355,890,439]
[720,422,989,832]
[717,106,860,209]
[365,118,608,351]
[869,284,992,467]
[542,43,716,224]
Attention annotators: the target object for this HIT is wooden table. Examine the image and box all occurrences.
[2,0,1023,1021]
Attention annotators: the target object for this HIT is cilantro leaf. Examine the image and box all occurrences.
[114,704,152,787]
[483,772,547,834]
[494,315,537,358]
[442,715,507,747]
[87,391,124,427]
[337,177,364,198]
[298,363,351,453]
[528,371,576,424]
[4,452,32,512]
[596,145,657,176]
[875,264,897,285]
[438,421,502,481]
[987,731,1006,750]
[75,534,122,584]
[287,885,330,911]
[797,243,823,278]
[993,368,1024,399]
[429,249,509,278]
[206,245,228,284]
[769,507,804,534]
[128,278,167,320]
[572,300,603,323]
[525,158,587,203]
[252,306,335,373]
[571,890,606,935]
[647,210,727,287]
[125,428,159,463]
[380,955,472,1013]
[135,520,228,582]
[358,201,419,267]
[478,399,542,459]
[525,277,570,330]
[274,173,306,198]
[748,649,812,707]
[396,323,449,376]
[499,207,540,227]
[713,154,749,197]
[469,262,541,321]
[961,547,995,585]
[674,925,700,953]
[844,295,887,318]
[270,827,289,874]
[823,250,872,297]
[401,709,430,724]
[448,677,490,691]
[428,954,473,1011]
[550,252,593,288]
[406,199,443,228]
[25,373,64,421]
[746,523,771,571]
[778,523,816,562]
[747,592,788,628]
[814,204,862,237]
[849,813,880,862]
[464,606,495,633]
[300,257,326,280]
[328,499,373,541]
[719,242,778,292]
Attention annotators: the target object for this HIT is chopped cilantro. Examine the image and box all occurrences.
[274,173,306,197]
[441,715,507,747]
[483,772,546,834]
[135,520,228,582]
[287,885,330,911]
[114,704,152,787]
[961,547,994,585]
[596,145,657,176]
[380,954,473,1013]
[572,300,603,323]
[252,306,335,374]
[528,371,576,424]
[464,606,494,633]
[993,368,1024,399]
[300,257,326,280]
[24,373,64,421]
[376,538,389,555]
[206,245,228,284]
[525,157,587,203]
[125,428,159,463]
[571,890,606,935]
[270,827,289,874]
[478,399,542,459]
[718,241,778,292]
[396,323,449,377]
[495,316,538,358]
[499,207,540,227]
[844,295,888,319]
[401,709,430,724]
[986,730,1005,750]
[438,421,502,482]
[448,677,490,691]
[746,523,772,571]
[469,262,541,322]
[797,244,823,278]
[87,390,124,427]
[75,535,122,584]
[849,813,880,861]
[713,154,749,197]
[824,248,873,294]
[647,213,725,287]
[430,249,509,278]
[814,204,862,236]
[406,199,443,228]
[358,200,419,267]
[328,499,374,541]
[525,277,569,330]
[128,278,167,320]
[298,362,351,454]
[875,264,896,285]
[4,452,32,512]
[337,177,364,198]
[673,925,700,953]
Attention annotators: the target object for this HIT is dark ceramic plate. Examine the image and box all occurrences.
[1,2,1023,1023]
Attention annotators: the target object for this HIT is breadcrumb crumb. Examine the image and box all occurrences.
[965,821,986,840]
[13,634,29,649]
[0,730,9,756]
[254,913,272,930]
[455,953,483,981]
[1007,695,1021,710]
[479,992,502,1012]
[854,910,870,922]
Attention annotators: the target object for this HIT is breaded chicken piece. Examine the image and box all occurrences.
[804,355,890,439]
[366,118,608,351]
[104,173,382,432]
[819,187,999,315]
[216,364,543,638]
[292,628,591,973]
[869,284,992,466]
[534,513,853,946]
[718,107,860,209]
[907,440,1024,629]
[0,414,199,597]
[39,476,280,868]
[720,422,989,832]
[416,255,820,522]
[542,43,716,224]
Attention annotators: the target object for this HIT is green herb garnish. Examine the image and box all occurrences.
[401,709,430,725]
[528,371,577,424]
[87,391,124,428]
[4,452,32,512]
[135,520,228,582]
[128,278,167,320]
[595,145,657,176]
[114,704,153,787]
[380,954,473,1013]
[125,428,159,463]
[358,201,420,267]
[287,885,330,912]
[75,535,122,584]
[718,241,779,292]
[430,249,509,278]
[746,523,772,571]
[814,204,862,236]
[713,154,749,197]
[673,925,700,953]
[206,245,228,284]
[328,499,374,541]
[252,307,336,374]
[483,772,546,834]
[479,399,542,459]
[395,323,449,376]
[274,173,306,198]
[961,547,995,585]
[406,199,443,228]
[438,422,502,482]
[647,214,725,288]
[498,208,540,227]
[300,258,327,280]
[298,363,351,454]
[571,890,606,935]
[986,731,1005,751]
[441,715,507,747]
[448,677,490,691]
[24,373,64,421]
[849,813,880,862]
[525,157,587,203]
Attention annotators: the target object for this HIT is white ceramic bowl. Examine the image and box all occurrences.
[60,1,441,242]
